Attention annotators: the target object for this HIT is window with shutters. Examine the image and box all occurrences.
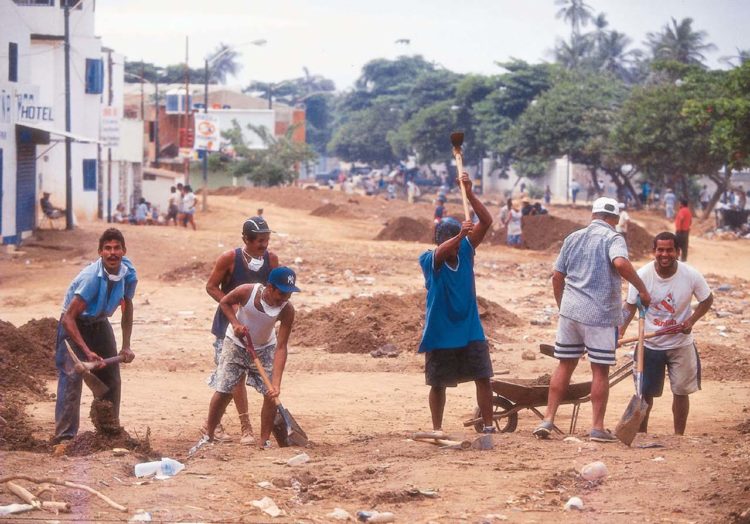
[8,43,18,82]
[85,58,103,94]
[82,159,97,191]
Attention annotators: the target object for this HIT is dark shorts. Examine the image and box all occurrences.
[640,344,701,397]
[424,340,493,387]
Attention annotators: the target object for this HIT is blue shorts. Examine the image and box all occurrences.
[639,344,701,397]
[424,340,493,387]
[507,234,521,246]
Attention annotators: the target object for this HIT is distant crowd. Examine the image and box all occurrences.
[113,183,197,230]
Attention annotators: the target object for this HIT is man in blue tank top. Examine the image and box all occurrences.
[418,173,496,434]
[203,216,279,445]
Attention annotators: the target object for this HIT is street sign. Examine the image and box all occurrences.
[193,113,220,152]
[100,106,120,148]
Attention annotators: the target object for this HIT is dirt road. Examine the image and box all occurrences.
[1,189,748,523]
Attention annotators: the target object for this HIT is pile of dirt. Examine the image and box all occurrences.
[295,292,521,354]
[529,373,552,386]
[310,203,355,219]
[375,217,434,243]
[625,222,654,258]
[65,426,152,457]
[159,260,211,282]
[521,214,583,251]
[209,186,247,196]
[700,343,750,382]
[0,318,58,451]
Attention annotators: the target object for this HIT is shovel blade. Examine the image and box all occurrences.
[615,394,648,446]
[271,404,308,448]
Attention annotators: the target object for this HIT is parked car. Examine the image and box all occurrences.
[315,168,341,186]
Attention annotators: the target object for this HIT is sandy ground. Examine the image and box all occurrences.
[1,188,749,523]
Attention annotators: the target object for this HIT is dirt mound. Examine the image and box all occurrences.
[295,292,521,354]
[626,222,654,258]
[159,260,211,282]
[0,318,58,451]
[700,343,750,381]
[310,203,355,219]
[375,217,434,243]
[210,186,247,196]
[521,214,583,251]
[65,427,152,457]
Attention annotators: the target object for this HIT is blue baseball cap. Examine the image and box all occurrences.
[268,266,301,293]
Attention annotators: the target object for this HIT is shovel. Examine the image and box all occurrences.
[64,340,113,399]
[615,297,649,446]
[240,334,308,448]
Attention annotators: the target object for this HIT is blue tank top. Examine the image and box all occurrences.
[211,249,271,337]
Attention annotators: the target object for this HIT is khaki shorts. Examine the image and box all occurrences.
[554,316,618,366]
[641,343,701,397]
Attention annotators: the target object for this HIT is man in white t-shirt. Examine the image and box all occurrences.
[621,231,713,435]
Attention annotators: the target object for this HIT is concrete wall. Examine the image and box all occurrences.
[0,2,33,242]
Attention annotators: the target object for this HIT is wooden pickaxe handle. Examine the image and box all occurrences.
[452,148,471,221]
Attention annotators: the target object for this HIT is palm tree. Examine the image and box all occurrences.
[720,48,750,67]
[554,33,593,70]
[646,17,716,66]
[596,31,638,77]
[555,0,594,37]
[206,43,242,84]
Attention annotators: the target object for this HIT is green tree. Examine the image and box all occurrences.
[646,17,716,66]
[612,67,724,204]
[506,72,629,193]
[224,122,316,186]
[328,101,402,166]
[684,61,750,215]
[555,0,594,37]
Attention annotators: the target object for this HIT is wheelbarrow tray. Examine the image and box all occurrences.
[491,379,592,407]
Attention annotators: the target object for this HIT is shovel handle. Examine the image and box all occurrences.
[452,147,471,221]
[240,334,282,407]
[635,296,647,376]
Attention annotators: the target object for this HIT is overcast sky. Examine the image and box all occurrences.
[97,0,750,90]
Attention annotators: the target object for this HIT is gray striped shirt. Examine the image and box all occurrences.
[554,220,628,327]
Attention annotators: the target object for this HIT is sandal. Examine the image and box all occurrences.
[532,420,554,439]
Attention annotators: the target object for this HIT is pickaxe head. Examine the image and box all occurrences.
[450,132,464,149]
[64,340,110,398]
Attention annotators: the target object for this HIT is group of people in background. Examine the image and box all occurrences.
[111,183,196,229]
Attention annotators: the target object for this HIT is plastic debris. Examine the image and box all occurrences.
[129,510,152,522]
[581,461,608,481]
[251,496,284,518]
[327,507,353,520]
[564,496,584,510]
[357,510,396,523]
[134,458,185,479]
[286,453,310,466]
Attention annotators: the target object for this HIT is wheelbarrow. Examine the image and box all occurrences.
[463,344,633,434]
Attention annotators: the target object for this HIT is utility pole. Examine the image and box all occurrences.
[106,49,113,222]
[183,36,190,184]
[154,81,160,168]
[202,58,209,211]
[64,4,73,230]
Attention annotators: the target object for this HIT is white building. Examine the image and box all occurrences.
[0,0,131,244]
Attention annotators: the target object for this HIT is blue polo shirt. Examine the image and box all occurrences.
[62,257,138,320]
[418,237,485,352]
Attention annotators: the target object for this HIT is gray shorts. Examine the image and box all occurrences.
[555,316,618,366]
[641,343,701,397]
[210,337,275,395]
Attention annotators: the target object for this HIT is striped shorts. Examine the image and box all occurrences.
[554,316,618,366]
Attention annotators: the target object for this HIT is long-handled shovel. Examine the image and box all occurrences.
[615,297,649,446]
[450,132,471,221]
[240,334,308,448]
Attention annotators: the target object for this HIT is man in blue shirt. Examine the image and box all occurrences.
[53,228,137,444]
[533,198,651,442]
[419,173,495,434]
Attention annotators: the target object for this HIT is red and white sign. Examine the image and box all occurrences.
[193,113,220,152]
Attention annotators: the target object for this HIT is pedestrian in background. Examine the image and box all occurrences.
[674,199,692,261]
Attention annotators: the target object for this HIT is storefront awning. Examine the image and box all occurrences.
[17,122,102,144]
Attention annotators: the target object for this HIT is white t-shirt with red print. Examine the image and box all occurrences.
[626,261,711,350]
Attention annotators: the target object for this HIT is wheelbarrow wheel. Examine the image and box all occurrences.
[472,395,518,433]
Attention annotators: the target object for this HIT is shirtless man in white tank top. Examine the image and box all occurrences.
[203,267,300,448]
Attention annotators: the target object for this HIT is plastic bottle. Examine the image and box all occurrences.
[134,458,184,478]
[286,453,310,466]
[580,460,608,481]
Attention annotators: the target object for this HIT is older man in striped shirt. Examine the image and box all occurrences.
[533,197,651,442]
